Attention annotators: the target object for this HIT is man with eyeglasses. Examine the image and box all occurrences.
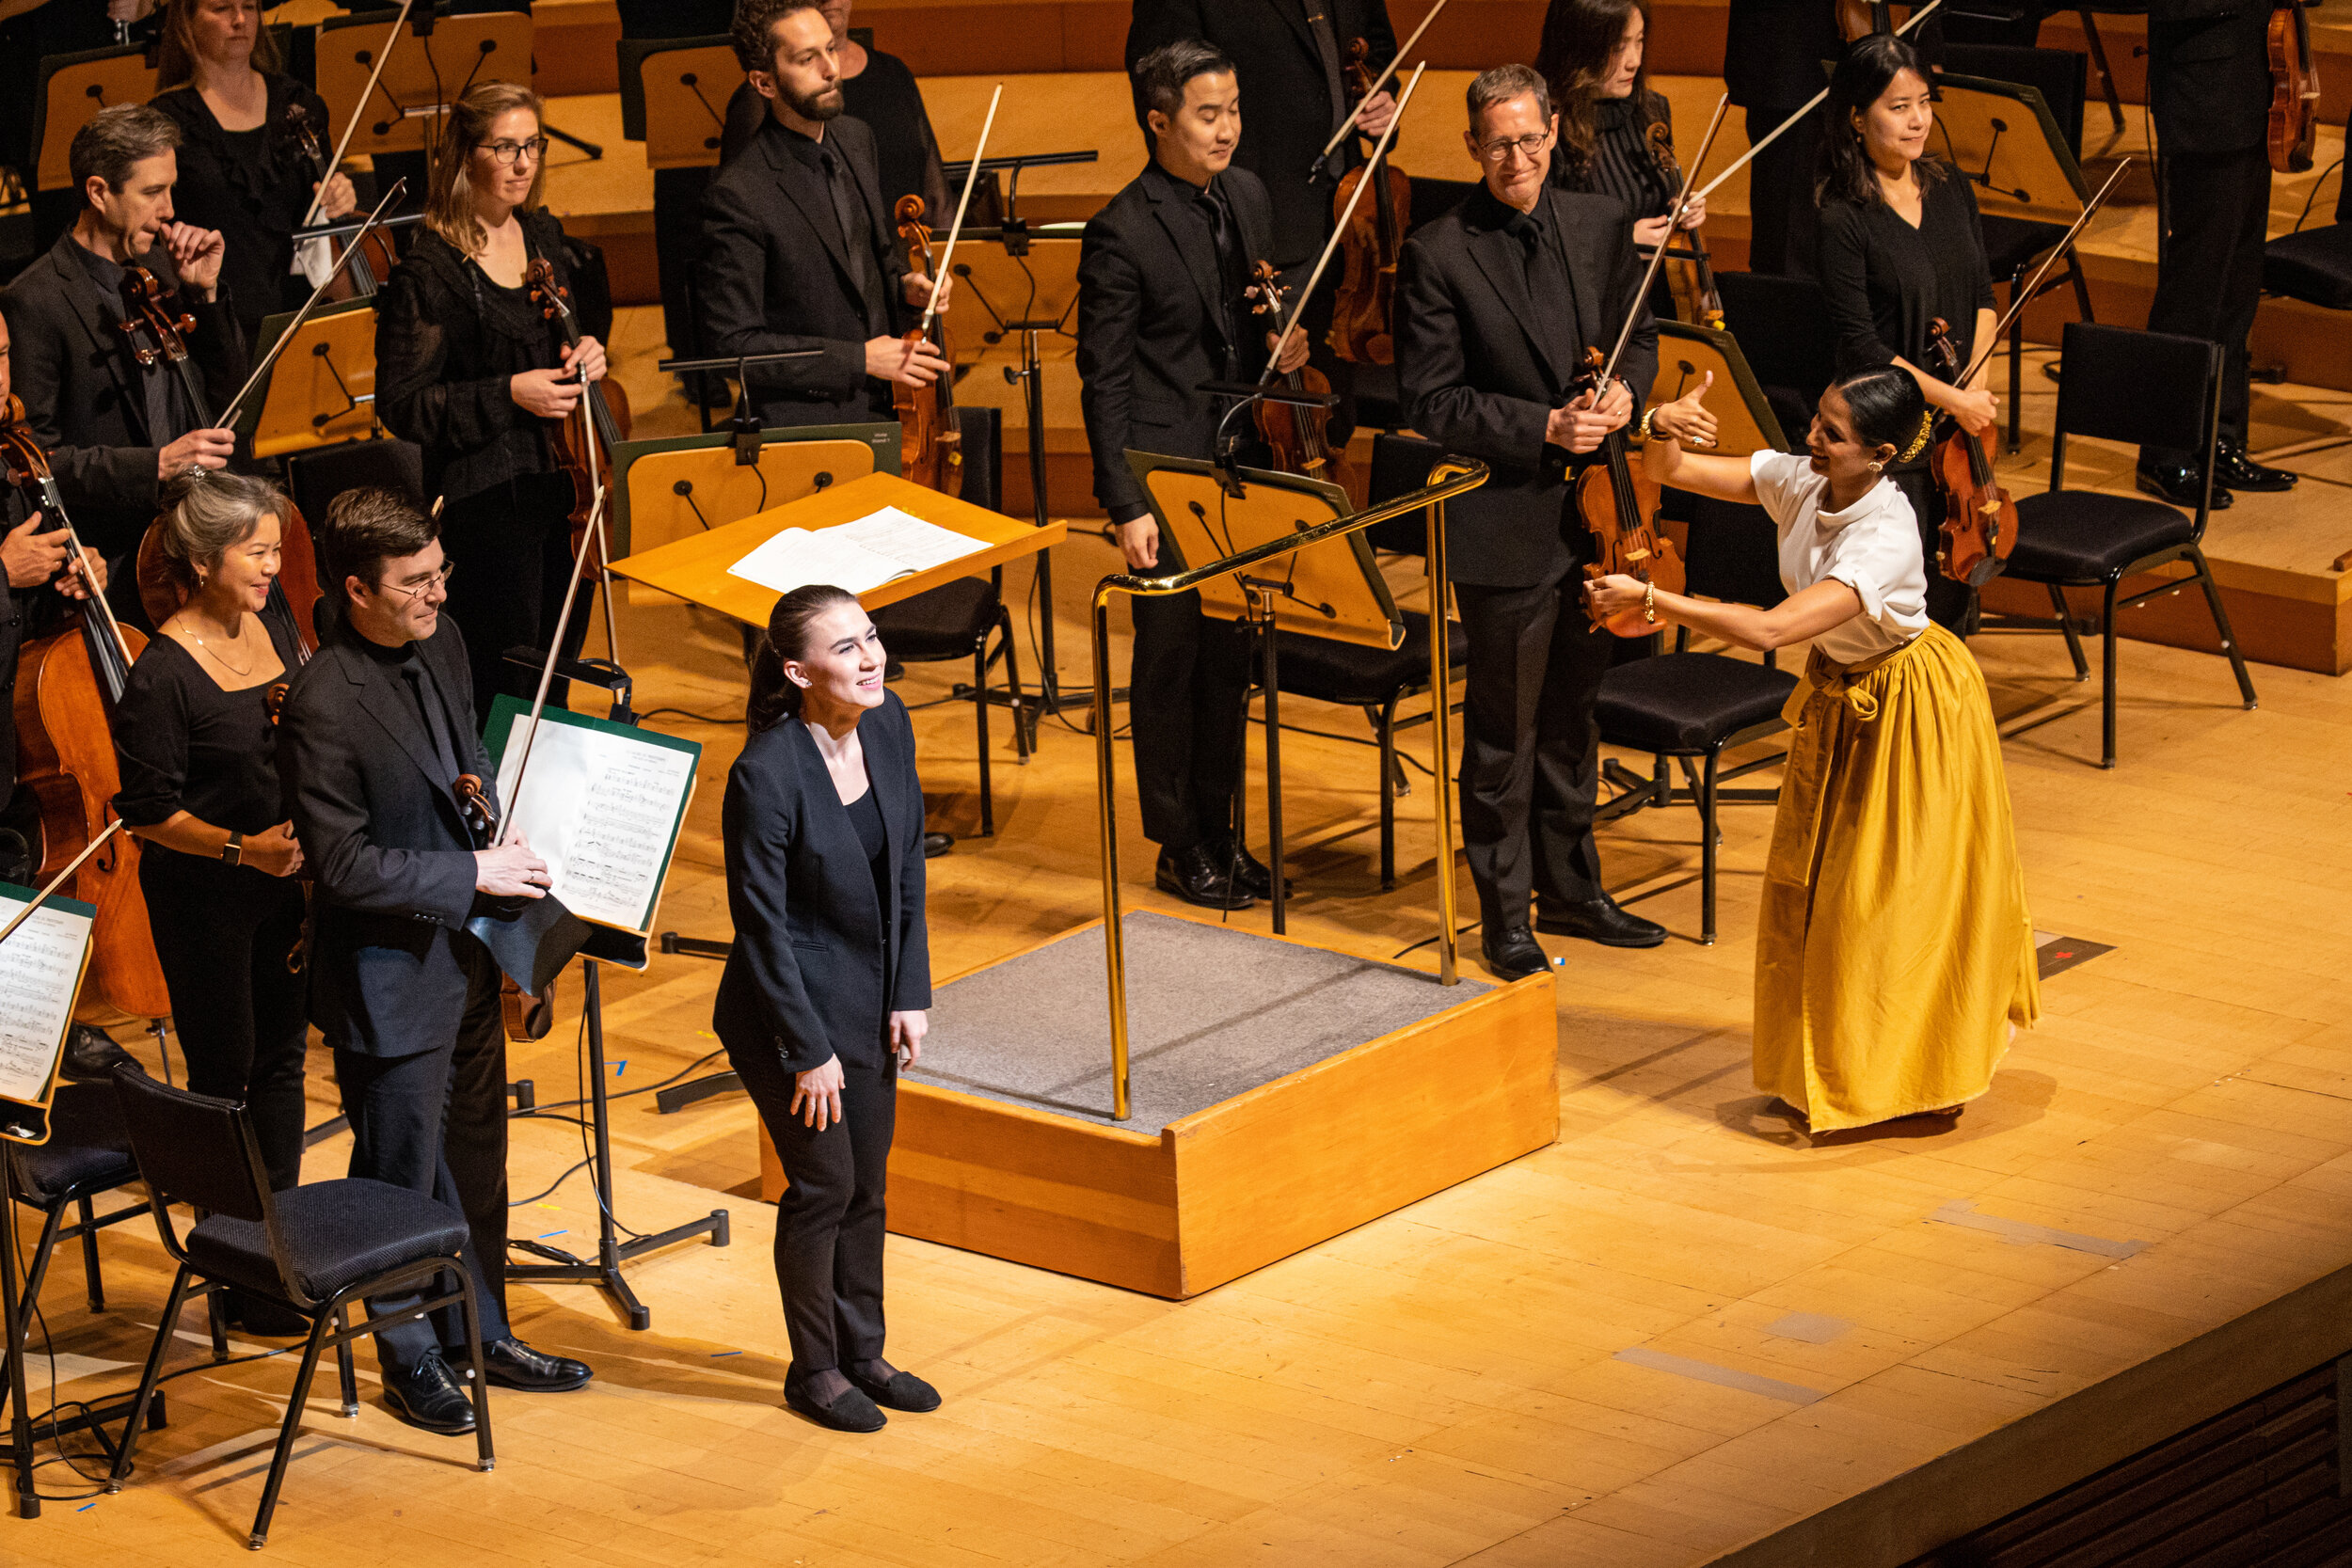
[278,485,594,1437]
[1396,62,1668,980]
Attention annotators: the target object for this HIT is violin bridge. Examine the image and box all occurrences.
[1624,546,1651,564]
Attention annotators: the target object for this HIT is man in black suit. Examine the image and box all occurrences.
[1078,40,1311,910]
[0,103,244,618]
[1397,63,1670,978]
[279,488,592,1437]
[1723,0,1841,277]
[2137,0,2297,504]
[696,0,950,430]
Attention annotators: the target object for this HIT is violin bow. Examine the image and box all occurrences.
[216,180,407,431]
[920,83,1001,341]
[300,0,415,230]
[1310,0,1451,175]
[0,820,121,950]
[1694,0,1944,202]
[1955,157,2130,388]
[1597,95,1730,388]
[1263,61,1429,384]
[483,469,609,847]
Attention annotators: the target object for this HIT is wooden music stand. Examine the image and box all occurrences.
[1931,72,2092,225]
[314,8,535,159]
[618,37,740,171]
[609,421,898,573]
[1647,322,1798,458]
[29,44,159,193]
[241,296,381,459]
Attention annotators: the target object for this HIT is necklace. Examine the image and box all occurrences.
[171,612,260,677]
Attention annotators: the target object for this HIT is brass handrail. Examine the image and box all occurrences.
[1089,458,1487,1119]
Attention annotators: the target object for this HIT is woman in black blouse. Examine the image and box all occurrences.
[150,0,359,344]
[1814,33,1997,631]
[115,470,309,1326]
[375,81,607,718]
[720,0,950,221]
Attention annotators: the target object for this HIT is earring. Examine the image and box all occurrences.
[1867,460,1883,473]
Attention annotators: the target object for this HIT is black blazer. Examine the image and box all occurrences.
[1124,0,1396,264]
[1396,185,1658,590]
[1723,0,1842,108]
[0,232,247,557]
[713,692,931,1074]
[696,113,912,429]
[1076,162,1276,520]
[278,614,496,1060]
[2146,0,2270,155]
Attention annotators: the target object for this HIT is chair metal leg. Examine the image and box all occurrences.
[206,1289,230,1361]
[972,637,994,838]
[2077,8,2126,133]
[248,1308,338,1549]
[453,1271,495,1474]
[1377,694,1401,891]
[1700,751,1722,946]
[2067,257,2095,324]
[108,1264,195,1482]
[16,1206,65,1342]
[2048,581,2090,679]
[995,608,1030,763]
[75,1196,103,1312]
[2187,547,2259,710]
[2101,579,2121,768]
[336,1307,358,1418]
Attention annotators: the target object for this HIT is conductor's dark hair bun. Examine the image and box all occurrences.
[1830,362,1930,453]
[746,583,863,731]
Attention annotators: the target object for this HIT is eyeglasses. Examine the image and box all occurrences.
[379,562,454,602]
[1477,133,1549,164]
[480,137,548,167]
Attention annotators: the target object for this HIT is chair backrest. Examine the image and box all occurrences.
[1715,273,1837,420]
[1680,495,1788,611]
[2051,320,2219,466]
[109,1066,273,1226]
[1943,43,2088,152]
[284,437,427,527]
[1365,431,1446,556]
[954,404,1003,515]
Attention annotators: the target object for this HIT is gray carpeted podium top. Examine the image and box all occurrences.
[912,911,1492,1134]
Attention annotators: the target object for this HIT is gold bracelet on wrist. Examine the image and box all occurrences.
[1642,579,1658,625]
[1631,407,1655,444]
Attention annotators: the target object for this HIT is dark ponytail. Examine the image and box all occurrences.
[1815,32,1946,210]
[746,583,862,732]
[1831,362,1931,457]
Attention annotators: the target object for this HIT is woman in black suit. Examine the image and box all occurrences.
[715,584,937,1434]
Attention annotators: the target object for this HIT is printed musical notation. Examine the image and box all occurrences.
[727,505,984,597]
[0,886,95,1109]
[491,710,700,933]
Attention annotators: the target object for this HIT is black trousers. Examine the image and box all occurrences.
[1453,552,1618,931]
[333,936,513,1372]
[653,166,714,374]
[1740,103,1824,278]
[730,1041,897,1374]
[438,471,592,719]
[140,850,310,1194]
[1128,590,1254,853]
[2145,144,2270,463]
[1890,467,1975,634]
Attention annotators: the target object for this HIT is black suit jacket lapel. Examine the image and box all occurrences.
[1466,216,1564,398]
[46,238,150,443]
[349,650,465,822]
[1266,0,1322,63]
[760,126,860,306]
[1149,179,1231,349]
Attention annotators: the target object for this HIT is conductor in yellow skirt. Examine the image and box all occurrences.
[1586,364,2040,1131]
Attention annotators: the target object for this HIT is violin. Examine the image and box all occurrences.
[1569,349,1687,636]
[1644,117,1724,329]
[2268,0,2320,175]
[523,255,633,585]
[1924,316,2016,586]
[1329,38,1410,367]
[893,195,962,494]
[0,398,173,1021]
[449,770,555,1040]
[285,101,381,295]
[1246,261,1357,495]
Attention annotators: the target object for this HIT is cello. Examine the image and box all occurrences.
[1329,38,1411,367]
[1247,261,1357,495]
[1570,349,1688,635]
[1923,317,2016,585]
[893,195,962,494]
[523,255,634,586]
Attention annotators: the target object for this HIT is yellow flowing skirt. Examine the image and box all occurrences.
[1754,622,2040,1132]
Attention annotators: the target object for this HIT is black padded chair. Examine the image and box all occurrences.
[6,1085,150,1332]
[1711,272,1836,448]
[869,405,1027,837]
[281,436,428,520]
[1592,497,1798,945]
[1980,320,2257,768]
[106,1067,494,1551]
[2263,116,2352,309]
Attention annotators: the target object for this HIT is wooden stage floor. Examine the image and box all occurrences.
[25,408,2352,1562]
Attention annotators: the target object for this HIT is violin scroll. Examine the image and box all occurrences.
[453,773,497,841]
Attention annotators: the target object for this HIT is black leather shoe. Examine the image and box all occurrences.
[784,1367,887,1433]
[60,1026,137,1085]
[449,1337,592,1392]
[922,832,953,859]
[1481,925,1551,981]
[1204,839,1288,899]
[383,1353,478,1434]
[1154,844,1254,910]
[1536,895,1667,949]
[2214,440,2298,492]
[845,1363,941,1413]
[2135,459,2231,510]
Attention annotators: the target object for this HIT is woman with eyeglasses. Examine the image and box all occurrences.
[374,80,607,719]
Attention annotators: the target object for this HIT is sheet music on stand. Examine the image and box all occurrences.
[0,881,97,1144]
[725,505,987,596]
[480,699,699,938]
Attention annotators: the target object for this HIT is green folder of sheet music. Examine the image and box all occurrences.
[480,699,703,938]
[0,881,97,1141]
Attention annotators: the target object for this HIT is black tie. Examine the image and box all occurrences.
[822,143,886,337]
[402,661,463,793]
[1296,0,1352,181]
[1197,186,1248,372]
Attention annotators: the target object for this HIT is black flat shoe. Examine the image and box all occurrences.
[60,1025,136,1085]
[784,1367,886,1433]
[1154,844,1254,910]
[448,1337,593,1392]
[1481,925,1550,981]
[1204,839,1288,899]
[844,1364,941,1413]
[1536,895,1667,949]
[2135,459,2231,510]
[2213,440,2297,492]
[383,1353,478,1435]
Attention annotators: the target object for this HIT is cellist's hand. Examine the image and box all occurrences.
[903,269,950,312]
[313,172,358,221]
[511,368,584,418]
[1650,370,1718,449]
[1267,328,1311,375]
[65,544,106,599]
[866,335,949,387]
[158,428,235,478]
[2,515,69,589]
[563,337,608,384]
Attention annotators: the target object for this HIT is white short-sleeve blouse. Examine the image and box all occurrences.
[1748,450,1931,664]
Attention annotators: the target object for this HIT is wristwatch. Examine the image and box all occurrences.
[221,831,244,868]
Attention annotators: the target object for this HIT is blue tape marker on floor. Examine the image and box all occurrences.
[711,1350,741,1357]
[1928,1199,2147,1258]
[539,1229,567,1240]
[1613,1346,1829,1404]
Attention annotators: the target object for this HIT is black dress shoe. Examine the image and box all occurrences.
[447,1337,593,1392]
[1204,839,1288,899]
[2214,440,2298,492]
[844,1364,941,1413]
[1536,895,1667,949]
[383,1353,478,1434]
[1481,925,1551,981]
[922,832,954,859]
[2135,459,2231,510]
[784,1367,887,1433]
[60,1026,137,1085]
[1154,844,1254,910]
